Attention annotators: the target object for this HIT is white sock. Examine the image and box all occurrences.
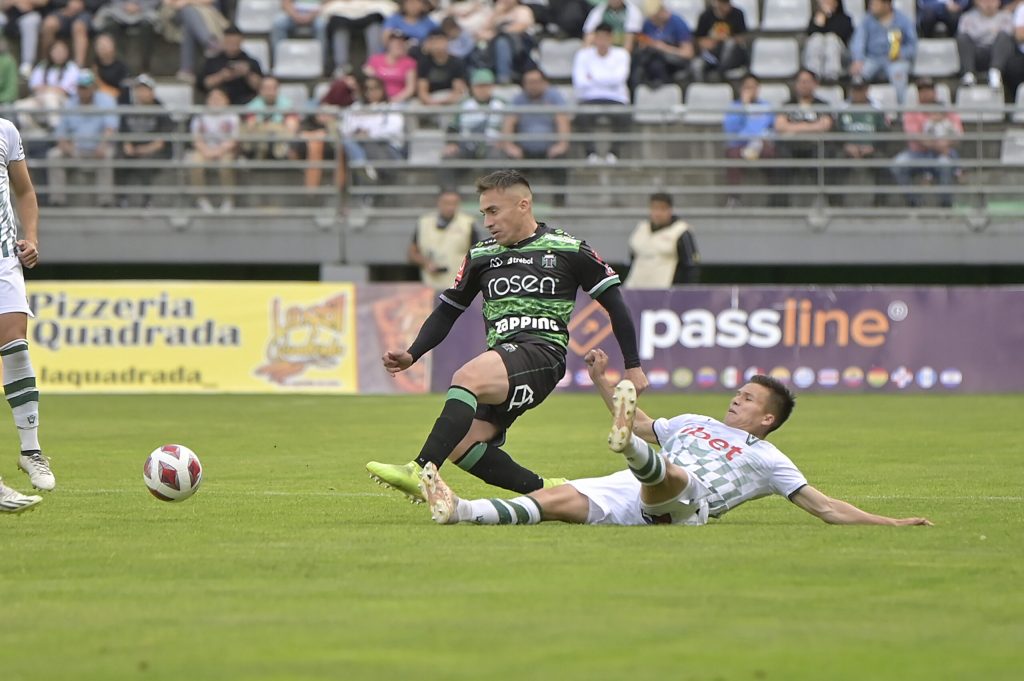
[457,496,542,525]
[623,434,665,485]
[1,340,40,452]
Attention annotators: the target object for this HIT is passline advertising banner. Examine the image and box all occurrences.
[431,287,1024,393]
[28,282,359,393]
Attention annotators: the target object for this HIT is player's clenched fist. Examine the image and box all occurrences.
[382,350,414,374]
[16,240,38,268]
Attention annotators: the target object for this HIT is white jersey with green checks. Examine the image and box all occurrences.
[654,414,808,518]
[0,119,25,258]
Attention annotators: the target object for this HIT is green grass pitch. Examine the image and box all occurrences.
[3,392,1023,681]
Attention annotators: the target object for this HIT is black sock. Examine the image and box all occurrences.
[455,442,544,494]
[414,386,478,469]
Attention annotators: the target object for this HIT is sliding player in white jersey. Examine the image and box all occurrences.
[419,349,932,528]
[0,118,50,513]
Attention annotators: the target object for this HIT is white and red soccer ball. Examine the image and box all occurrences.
[143,444,203,502]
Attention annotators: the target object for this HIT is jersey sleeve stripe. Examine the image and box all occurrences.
[439,294,467,311]
[587,275,621,298]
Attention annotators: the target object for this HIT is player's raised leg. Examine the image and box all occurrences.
[367,350,509,502]
[608,380,667,485]
[0,476,42,512]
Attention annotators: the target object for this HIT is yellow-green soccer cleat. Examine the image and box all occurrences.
[366,461,425,503]
[542,477,569,488]
[608,379,637,453]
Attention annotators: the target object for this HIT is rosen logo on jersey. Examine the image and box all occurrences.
[486,275,557,297]
[639,298,895,358]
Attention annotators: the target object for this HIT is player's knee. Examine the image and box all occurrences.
[530,485,588,524]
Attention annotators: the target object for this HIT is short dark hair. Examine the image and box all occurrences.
[796,68,819,81]
[521,67,547,82]
[438,186,460,197]
[594,22,614,33]
[749,375,796,433]
[649,192,673,206]
[476,169,532,195]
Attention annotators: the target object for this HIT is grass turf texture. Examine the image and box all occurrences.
[3,393,1022,681]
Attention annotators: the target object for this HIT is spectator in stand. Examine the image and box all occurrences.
[439,67,505,186]
[322,0,394,75]
[243,76,301,160]
[623,192,700,288]
[93,33,132,100]
[774,69,833,206]
[499,67,570,204]
[918,0,968,39]
[160,0,229,85]
[91,0,161,73]
[722,74,775,207]
[830,79,888,206]
[471,0,535,85]
[200,26,263,105]
[340,75,405,190]
[17,39,80,134]
[632,2,694,88]
[416,28,467,105]
[39,0,103,68]
[46,70,118,207]
[270,0,329,71]
[545,0,590,39]
[440,14,475,59]
[117,73,173,208]
[364,30,417,103]
[583,0,642,51]
[891,78,962,208]
[382,0,437,48]
[692,0,748,83]
[956,0,1012,89]
[2,0,43,79]
[1003,0,1024,101]
[0,37,18,107]
[408,187,479,290]
[803,0,854,83]
[572,22,630,164]
[187,86,239,212]
[850,0,916,105]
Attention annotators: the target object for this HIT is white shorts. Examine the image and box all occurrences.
[0,257,31,316]
[568,468,711,527]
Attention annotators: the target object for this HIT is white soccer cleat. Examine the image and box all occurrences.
[608,379,637,453]
[418,462,459,525]
[0,477,42,513]
[19,451,56,491]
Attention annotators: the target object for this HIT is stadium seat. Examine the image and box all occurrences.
[867,83,897,111]
[552,84,577,107]
[153,82,193,119]
[407,129,446,165]
[731,0,760,30]
[312,80,331,103]
[235,0,279,34]
[999,129,1024,165]
[913,39,959,78]
[492,84,522,103]
[1013,84,1024,123]
[633,83,683,123]
[956,85,1005,123]
[273,39,324,79]
[242,38,271,73]
[894,0,915,21]
[278,82,310,108]
[845,0,866,26]
[664,0,704,29]
[814,85,845,106]
[761,0,811,31]
[749,37,800,80]
[538,38,582,80]
[758,82,792,108]
[682,82,733,125]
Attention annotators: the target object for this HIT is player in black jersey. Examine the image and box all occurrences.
[367,169,648,502]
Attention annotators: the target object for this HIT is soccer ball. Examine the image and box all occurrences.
[143,444,203,502]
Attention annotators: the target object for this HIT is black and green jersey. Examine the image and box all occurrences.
[440,223,621,352]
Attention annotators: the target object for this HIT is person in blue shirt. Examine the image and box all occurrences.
[850,0,917,104]
[45,69,118,207]
[722,74,775,207]
[631,2,694,87]
[382,0,439,49]
[918,0,970,38]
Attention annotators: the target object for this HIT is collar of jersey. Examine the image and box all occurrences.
[507,222,548,249]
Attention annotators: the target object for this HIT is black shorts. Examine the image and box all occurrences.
[476,341,566,444]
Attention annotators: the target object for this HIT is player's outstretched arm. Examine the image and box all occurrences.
[382,301,463,374]
[585,348,658,444]
[790,485,933,526]
[595,287,648,393]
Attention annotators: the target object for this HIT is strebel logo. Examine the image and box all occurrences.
[639,298,894,359]
[486,274,556,297]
